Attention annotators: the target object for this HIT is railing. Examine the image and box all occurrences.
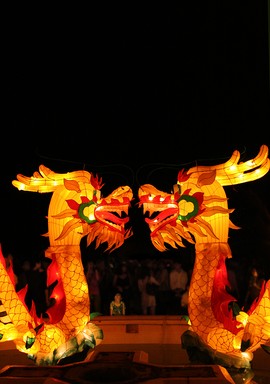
[92,315,189,345]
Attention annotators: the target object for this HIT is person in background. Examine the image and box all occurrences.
[112,262,132,313]
[85,260,102,313]
[110,292,126,315]
[96,258,115,315]
[180,284,189,315]
[243,266,266,311]
[138,266,160,315]
[169,261,188,315]
[154,259,170,315]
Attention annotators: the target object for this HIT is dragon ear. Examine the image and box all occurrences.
[197,170,216,187]
[64,179,81,192]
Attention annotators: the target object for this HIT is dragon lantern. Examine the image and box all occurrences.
[138,145,270,369]
[0,165,133,365]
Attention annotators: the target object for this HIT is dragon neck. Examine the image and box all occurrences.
[45,245,90,334]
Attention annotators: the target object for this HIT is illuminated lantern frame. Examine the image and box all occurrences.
[138,145,270,369]
[0,146,270,370]
[0,165,133,365]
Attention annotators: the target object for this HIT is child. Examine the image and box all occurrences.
[110,293,126,315]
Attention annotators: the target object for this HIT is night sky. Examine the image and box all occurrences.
[2,4,270,272]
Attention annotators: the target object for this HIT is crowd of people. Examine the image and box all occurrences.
[92,257,193,316]
[4,249,267,319]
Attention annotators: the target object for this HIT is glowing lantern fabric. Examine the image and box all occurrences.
[138,145,270,368]
[0,165,133,365]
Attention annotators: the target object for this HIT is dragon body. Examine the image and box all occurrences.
[0,165,133,365]
[138,145,270,368]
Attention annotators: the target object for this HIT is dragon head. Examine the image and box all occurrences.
[138,145,270,252]
[138,176,233,252]
[12,165,133,251]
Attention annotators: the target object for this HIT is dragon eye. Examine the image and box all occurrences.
[78,202,96,224]
[178,195,199,221]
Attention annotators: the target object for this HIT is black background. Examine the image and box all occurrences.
[2,3,270,271]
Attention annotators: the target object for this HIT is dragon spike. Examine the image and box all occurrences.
[187,145,270,186]
[12,165,92,193]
